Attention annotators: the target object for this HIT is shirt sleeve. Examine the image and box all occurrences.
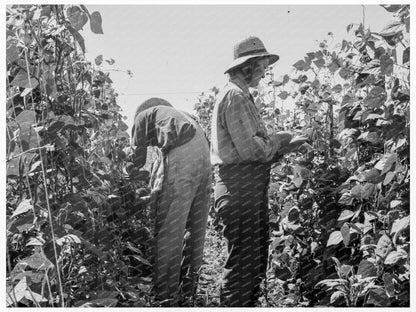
[224,92,279,163]
[131,113,148,169]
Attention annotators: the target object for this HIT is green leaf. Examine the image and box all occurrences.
[281,74,290,84]
[393,137,407,151]
[339,67,351,79]
[338,192,353,205]
[380,54,394,76]
[327,61,340,73]
[363,86,387,108]
[314,50,324,59]
[67,26,85,53]
[10,70,39,89]
[337,209,354,222]
[43,69,57,99]
[339,264,352,277]
[341,39,351,51]
[313,58,325,68]
[366,288,390,306]
[350,185,363,199]
[306,52,315,60]
[383,273,396,297]
[361,59,380,75]
[361,183,376,199]
[403,47,410,64]
[12,199,33,218]
[8,214,34,233]
[311,79,320,88]
[288,206,300,223]
[7,38,20,64]
[349,222,364,234]
[341,223,351,246]
[20,250,54,271]
[315,278,347,288]
[390,216,409,236]
[376,234,392,258]
[26,237,45,246]
[374,153,397,174]
[331,84,342,93]
[278,91,289,100]
[384,249,407,265]
[380,20,404,37]
[117,120,129,132]
[293,59,305,71]
[40,5,52,18]
[357,259,377,278]
[383,171,395,185]
[298,74,308,83]
[390,199,402,209]
[25,289,48,304]
[7,157,21,177]
[56,234,82,246]
[332,257,342,269]
[132,255,151,267]
[95,54,103,66]
[364,113,384,121]
[361,168,381,183]
[105,58,115,65]
[330,290,346,304]
[358,131,380,144]
[341,92,354,105]
[80,298,119,307]
[11,271,44,284]
[7,276,27,306]
[115,130,130,140]
[90,11,104,34]
[80,5,91,17]
[327,231,343,247]
[380,5,403,13]
[67,6,88,31]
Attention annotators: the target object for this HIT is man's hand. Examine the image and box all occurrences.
[270,131,293,150]
[278,135,309,155]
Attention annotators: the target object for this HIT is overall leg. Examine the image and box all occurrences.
[180,134,211,298]
[180,171,211,297]
[153,155,195,301]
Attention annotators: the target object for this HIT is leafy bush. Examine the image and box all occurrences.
[263,4,410,307]
[6,5,152,307]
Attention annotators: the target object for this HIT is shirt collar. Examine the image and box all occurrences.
[229,76,251,96]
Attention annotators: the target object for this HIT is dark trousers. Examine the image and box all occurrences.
[214,163,270,307]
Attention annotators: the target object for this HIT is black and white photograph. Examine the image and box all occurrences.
[4,1,413,309]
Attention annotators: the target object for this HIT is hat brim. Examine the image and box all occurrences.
[224,53,279,74]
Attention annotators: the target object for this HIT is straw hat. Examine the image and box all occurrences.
[134,97,173,119]
[225,36,279,74]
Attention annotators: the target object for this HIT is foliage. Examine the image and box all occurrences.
[265,4,410,307]
[193,87,219,140]
[6,4,153,307]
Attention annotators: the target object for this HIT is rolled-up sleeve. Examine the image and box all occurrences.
[224,93,279,163]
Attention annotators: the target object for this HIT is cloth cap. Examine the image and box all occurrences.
[134,97,173,119]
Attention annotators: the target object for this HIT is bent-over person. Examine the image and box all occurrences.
[130,98,211,304]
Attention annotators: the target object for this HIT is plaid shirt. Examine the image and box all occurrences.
[210,77,280,165]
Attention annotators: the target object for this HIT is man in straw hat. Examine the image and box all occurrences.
[211,36,308,306]
[130,98,211,305]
